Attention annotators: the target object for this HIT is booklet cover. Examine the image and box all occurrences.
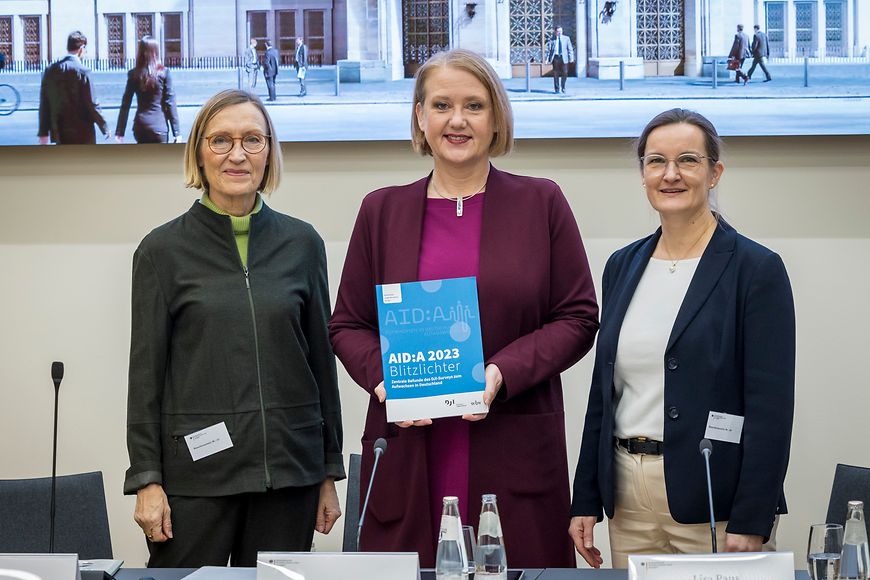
[376,277,487,422]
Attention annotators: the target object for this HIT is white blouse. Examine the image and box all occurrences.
[613,257,700,441]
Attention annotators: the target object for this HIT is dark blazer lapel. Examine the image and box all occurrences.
[599,231,660,356]
[386,175,428,284]
[666,220,737,350]
[477,164,502,288]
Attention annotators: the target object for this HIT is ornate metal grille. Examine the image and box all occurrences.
[106,14,125,67]
[22,16,40,65]
[766,2,786,57]
[402,0,448,76]
[0,17,11,67]
[162,13,182,66]
[825,1,844,56]
[637,0,683,62]
[509,0,553,64]
[795,2,815,56]
[135,14,153,40]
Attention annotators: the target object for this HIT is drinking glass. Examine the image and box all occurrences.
[462,525,477,577]
[807,523,844,580]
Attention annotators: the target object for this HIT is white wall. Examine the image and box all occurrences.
[1,134,868,568]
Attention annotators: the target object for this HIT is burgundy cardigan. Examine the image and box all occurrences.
[329,166,599,567]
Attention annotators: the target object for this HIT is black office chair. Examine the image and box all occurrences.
[825,463,870,527]
[342,453,362,552]
[0,471,113,559]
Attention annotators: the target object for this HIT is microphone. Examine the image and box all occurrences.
[357,437,387,550]
[49,361,64,553]
[699,438,717,553]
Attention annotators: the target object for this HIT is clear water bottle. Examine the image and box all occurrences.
[842,500,870,580]
[436,496,468,580]
[475,494,507,580]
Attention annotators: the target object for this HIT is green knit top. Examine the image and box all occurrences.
[199,194,263,268]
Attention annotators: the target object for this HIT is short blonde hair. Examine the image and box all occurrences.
[411,49,513,157]
[184,89,283,194]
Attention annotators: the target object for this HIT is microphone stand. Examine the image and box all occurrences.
[49,361,64,553]
[700,439,717,553]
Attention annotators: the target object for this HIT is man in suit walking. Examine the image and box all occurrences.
[38,31,108,145]
[728,24,751,84]
[545,26,574,94]
[263,40,279,101]
[747,24,772,82]
[243,38,259,92]
[294,38,308,97]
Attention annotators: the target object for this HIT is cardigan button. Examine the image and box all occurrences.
[667,357,678,371]
[668,406,680,419]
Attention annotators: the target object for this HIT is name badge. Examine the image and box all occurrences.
[185,422,233,461]
[704,411,744,444]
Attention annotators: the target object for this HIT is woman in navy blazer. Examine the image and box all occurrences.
[569,109,794,567]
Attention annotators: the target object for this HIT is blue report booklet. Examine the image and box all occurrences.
[376,276,487,422]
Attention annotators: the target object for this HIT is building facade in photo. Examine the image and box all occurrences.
[0,0,867,79]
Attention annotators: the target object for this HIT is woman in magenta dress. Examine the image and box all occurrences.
[329,49,599,567]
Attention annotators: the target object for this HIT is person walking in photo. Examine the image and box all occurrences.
[38,31,108,145]
[294,38,308,97]
[545,26,574,94]
[748,24,772,82]
[263,40,279,102]
[728,24,751,85]
[115,36,181,143]
[243,38,259,92]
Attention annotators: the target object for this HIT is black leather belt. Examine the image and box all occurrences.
[617,437,664,455]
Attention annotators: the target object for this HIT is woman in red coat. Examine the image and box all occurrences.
[328,49,599,567]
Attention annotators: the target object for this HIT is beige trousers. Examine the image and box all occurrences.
[608,445,727,568]
[608,446,778,568]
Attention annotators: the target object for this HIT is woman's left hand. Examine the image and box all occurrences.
[462,364,503,422]
[724,533,763,552]
[315,478,342,534]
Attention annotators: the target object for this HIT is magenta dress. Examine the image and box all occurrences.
[417,192,485,539]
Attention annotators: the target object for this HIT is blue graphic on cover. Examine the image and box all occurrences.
[376,276,487,422]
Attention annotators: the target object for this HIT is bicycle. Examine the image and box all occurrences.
[0,83,21,115]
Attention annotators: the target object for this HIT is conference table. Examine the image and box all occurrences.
[114,568,812,579]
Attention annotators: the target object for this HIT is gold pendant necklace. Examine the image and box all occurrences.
[662,220,715,274]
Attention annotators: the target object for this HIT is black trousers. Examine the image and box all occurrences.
[265,75,277,100]
[147,484,320,568]
[747,56,771,80]
[552,56,567,91]
[133,127,168,144]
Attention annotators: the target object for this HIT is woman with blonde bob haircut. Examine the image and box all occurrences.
[125,89,345,568]
[330,49,599,567]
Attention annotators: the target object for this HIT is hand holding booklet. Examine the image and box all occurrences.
[376,277,486,422]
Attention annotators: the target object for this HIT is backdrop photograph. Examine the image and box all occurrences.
[0,0,869,145]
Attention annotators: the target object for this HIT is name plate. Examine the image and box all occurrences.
[256,552,420,580]
[0,553,81,580]
[376,277,486,422]
[628,552,794,580]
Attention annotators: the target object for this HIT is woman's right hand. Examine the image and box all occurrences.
[373,381,433,428]
[569,516,602,568]
[134,483,173,542]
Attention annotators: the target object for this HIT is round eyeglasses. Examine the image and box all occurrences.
[202,133,270,154]
[640,153,714,173]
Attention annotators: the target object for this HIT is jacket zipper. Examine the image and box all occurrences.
[244,266,272,489]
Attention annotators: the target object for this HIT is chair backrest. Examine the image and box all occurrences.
[342,453,362,552]
[0,471,112,559]
[826,464,870,531]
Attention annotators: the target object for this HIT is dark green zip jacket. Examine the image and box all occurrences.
[124,201,345,496]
